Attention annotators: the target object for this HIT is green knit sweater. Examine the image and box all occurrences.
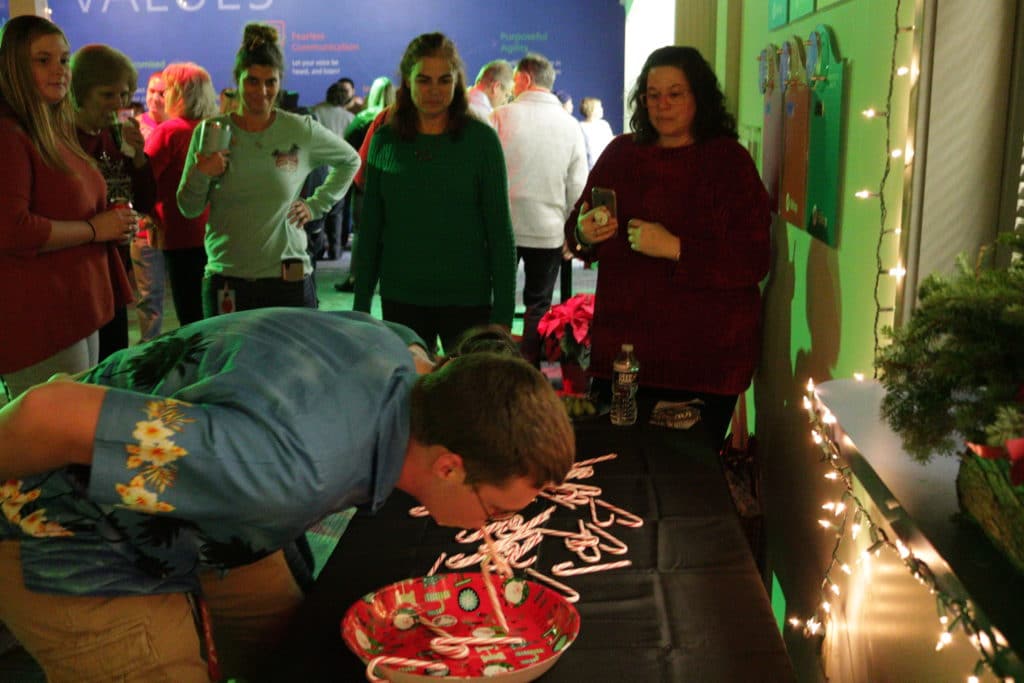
[352,118,516,326]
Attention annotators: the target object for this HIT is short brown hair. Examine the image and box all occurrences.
[409,353,574,488]
[70,44,138,110]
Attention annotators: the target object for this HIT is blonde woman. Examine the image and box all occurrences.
[146,62,218,326]
[0,16,135,401]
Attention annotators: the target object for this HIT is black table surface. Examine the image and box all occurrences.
[263,400,794,682]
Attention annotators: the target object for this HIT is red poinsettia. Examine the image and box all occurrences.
[536,294,594,367]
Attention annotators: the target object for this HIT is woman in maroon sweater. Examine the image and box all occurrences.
[566,46,770,443]
[0,16,136,401]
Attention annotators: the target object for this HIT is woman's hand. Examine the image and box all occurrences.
[119,118,147,168]
[287,200,312,228]
[575,201,619,246]
[195,150,230,178]
[626,219,681,261]
[91,206,139,243]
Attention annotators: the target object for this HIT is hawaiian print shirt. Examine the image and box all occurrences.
[1,309,416,596]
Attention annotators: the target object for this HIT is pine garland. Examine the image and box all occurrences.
[875,229,1024,462]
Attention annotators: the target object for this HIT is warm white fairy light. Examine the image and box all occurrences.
[862,107,889,119]
[853,372,865,381]
[896,65,910,76]
[887,264,907,278]
[855,189,878,199]
[801,380,1015,681]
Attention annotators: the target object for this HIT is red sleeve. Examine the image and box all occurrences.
[354,107,390,190]
[0,119,53,253]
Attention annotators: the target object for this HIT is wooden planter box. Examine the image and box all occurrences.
[957,454,1024,574]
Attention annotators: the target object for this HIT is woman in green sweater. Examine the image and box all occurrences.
[352,32,516,354]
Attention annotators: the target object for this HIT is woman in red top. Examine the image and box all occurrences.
[566,46,771,443]
[145,62,218,326]
[0,16,136,402]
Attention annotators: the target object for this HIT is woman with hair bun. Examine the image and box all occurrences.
[178,22,360,317]
[0,16,136,401]
[145,61,218,326]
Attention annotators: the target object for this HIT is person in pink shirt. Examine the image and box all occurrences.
[145,62,218,326]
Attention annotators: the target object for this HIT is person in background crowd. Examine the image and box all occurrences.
[0,15,136,402]
[566,46,771,444]
[466,59,513,125]
[339,76,364,114]
[493,52,587,366]
[311,81,355,260]
[70,43,156,360]
[0,307,575,681]
[333,75,397,293]
[135,70,165,139]
[145,62,218,327]
[579,95,615,169]
[352,32,516,354]
[218,86,237,114]
[177,23,359,317]
[555,89,574,116]
[132,70,168,343]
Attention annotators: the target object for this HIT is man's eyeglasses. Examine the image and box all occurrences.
[472,485,518,525]
[639,89,690,107]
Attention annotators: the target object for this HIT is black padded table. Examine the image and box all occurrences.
[264,396,793,682]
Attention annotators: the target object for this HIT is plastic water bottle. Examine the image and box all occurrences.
[610,343,639,426]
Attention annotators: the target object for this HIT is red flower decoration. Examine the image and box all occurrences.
[537,294,594,365]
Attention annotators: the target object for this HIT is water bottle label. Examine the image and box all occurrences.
[615,371,637,386]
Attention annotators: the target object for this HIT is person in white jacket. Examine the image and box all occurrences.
[493,53,587,365]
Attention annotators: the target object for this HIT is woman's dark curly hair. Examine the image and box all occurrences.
[628,46,737,145]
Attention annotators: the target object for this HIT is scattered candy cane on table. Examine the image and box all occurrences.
[406,453,640,603]
[551,559,633,576]
[524,567,580,603]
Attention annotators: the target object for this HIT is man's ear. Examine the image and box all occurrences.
[430,449,466,483]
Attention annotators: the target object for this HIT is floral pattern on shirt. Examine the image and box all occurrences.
[114,398,194,513]
[1,479,71,537]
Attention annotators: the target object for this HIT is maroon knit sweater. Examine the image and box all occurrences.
[565,135,771,395]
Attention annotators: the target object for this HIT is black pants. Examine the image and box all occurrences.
[381,299,491,356]
[202,273,317,318]
[517,246,564,365]
[164,247,207,327]
[98,306,129,361]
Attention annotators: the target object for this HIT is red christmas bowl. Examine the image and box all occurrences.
[342,571,580,682]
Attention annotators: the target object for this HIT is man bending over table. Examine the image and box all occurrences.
[0,309,574,682]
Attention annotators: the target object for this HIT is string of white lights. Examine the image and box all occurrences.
[795,379,1016,683]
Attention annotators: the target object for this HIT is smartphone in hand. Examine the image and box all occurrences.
[591,187,617,218]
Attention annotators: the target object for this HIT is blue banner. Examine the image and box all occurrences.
[52,0,625,130]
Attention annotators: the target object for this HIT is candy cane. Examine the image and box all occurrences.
[594,498,644,528]
[445,552,484,569]
[565,465,594,480]
[571,453,618,469]
[479,557,510,634]
[427,552,447,576]
[584,521,630,555]
[524,567,580,603]
[589,497,616,528]
[365,655,448,682]
[480,525,513,578]
[430,635,526,659]
[551,559,632,576]
[408,506,431,518]
[537,490,577,510]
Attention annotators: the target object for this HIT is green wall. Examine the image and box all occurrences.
[734,0,918,679]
